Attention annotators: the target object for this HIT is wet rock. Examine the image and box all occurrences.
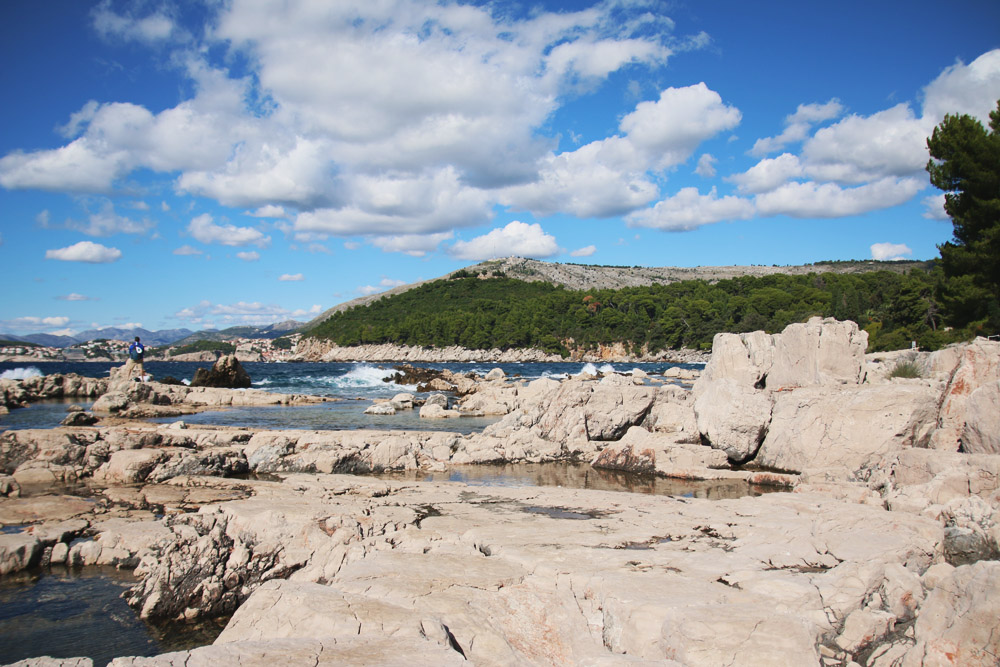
[190,354,252,389]
[0,532,42,575]
[365,402,396,415]
[61,411,98,427]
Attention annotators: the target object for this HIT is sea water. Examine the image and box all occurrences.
[0,360,701,432]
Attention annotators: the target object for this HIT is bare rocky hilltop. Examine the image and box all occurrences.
[307,256,931,326]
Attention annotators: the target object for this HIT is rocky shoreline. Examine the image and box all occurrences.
[1,317,999,666]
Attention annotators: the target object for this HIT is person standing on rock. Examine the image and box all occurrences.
[127,336,145,382]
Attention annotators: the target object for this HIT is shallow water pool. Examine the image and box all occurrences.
[0,566,227,666]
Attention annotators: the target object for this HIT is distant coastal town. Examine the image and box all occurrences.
[0,334,302,364]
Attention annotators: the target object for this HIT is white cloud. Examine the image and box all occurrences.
[45,241,121,263]
[0,316,72,333]
[173,299,307,327]
[801,104,931,184]
[695,154,717,178]
[570,245,597,257]
[501,83,739,217]
[922,50,1000,126]
[294,168,492,236]
[750,99,843,156]
[357,285,383,296]
[69,199,155,237]
[626,187,754,231]
[922,193,949,220]
[356,278,407,296]
[56,293,96,301]
[278,273,304,281]
[753,177,924,218]
[188,213,270,247]
[92,1,182,43]
[291,304,323,318]
[729,153,804,194]
[371,232,453,257]
[871,242,912,261]
[173,245,204,256]
[247,205,289,218]
[448,221,560,260]
[618,84,741,168]
[236,251,260,261]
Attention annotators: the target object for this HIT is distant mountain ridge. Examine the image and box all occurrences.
[305,256,932,328]
[2,320,303,348]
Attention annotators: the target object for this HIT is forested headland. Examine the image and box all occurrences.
[305,267,976,356]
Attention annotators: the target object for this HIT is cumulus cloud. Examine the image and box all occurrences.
[871,242,912,261]
[247,205,288,218]
[570,245,597,257]
[501,83,740,217]
[729,153,804,194]
[448,221,560,260]
[173,245,204,256]
[173,300,307,328]
[750,99,843,156]
[187,213,270,247]
[69,200,155,236]
[695,154,717,178]
[0,316,72,333]
[278,273,304,281]
[922,193,949,220]
[921,50,1000,126]
[357,278,406,296]
[626,187,754,231]
[753,177,925,218]
[371,232,454,257]
[236,251,260,261]
[55,293,97,301]
[92,1,183,44]
[45,241,121,263]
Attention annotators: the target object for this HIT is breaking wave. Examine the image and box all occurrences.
[0,367,43,380]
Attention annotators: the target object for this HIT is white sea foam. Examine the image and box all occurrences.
[1,366,44,380]
[577,363,617,377]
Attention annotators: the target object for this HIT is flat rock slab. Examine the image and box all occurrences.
[0,494,96,526]
[101,473,945,666]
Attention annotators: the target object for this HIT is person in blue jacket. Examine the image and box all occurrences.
[127,336,145,382]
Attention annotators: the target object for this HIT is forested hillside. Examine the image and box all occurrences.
[306,267,971,355]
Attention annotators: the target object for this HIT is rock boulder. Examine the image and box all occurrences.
[191,354,252,388]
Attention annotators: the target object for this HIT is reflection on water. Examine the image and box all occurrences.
[0,566,227,666]
[375,462,778,500]
[148,401,499,435]
[0,399,94,431]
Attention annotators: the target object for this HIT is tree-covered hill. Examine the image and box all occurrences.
[306,267,972,355]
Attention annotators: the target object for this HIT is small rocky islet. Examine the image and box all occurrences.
[1,317,999,666]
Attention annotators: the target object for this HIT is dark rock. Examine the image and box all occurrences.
[60,411,99,427]
[190,355,252,389]
[943,526,1000,566]
[159,376,186,386]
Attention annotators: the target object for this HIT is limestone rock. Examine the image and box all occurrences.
[693,378,773,463]
[60,411,98,426]
[755,382,940,474]
[903,561,1000,666]
[190,354,252,389]
[484,367,505,381]
[0,531,42,575]
[419,404,460,419]
[364,402,396,415]
[927,337,1000,450]
[961,380,1000,454]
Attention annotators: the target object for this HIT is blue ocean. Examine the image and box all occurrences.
[0,359,701,433]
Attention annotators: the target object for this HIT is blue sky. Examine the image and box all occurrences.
[2,0,999,336]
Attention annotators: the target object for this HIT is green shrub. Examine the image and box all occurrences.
[889,361,921,379]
